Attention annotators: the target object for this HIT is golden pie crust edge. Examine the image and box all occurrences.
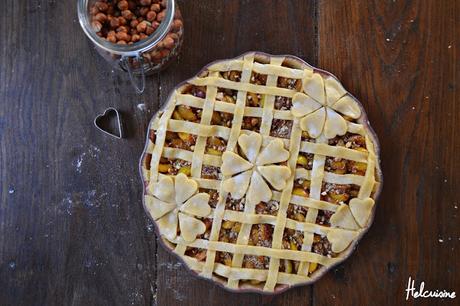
[139,51,383,294]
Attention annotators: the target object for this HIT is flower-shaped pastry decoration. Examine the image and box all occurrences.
[291,73,362,139]
[145,173,211,242]
[221,132,291,206]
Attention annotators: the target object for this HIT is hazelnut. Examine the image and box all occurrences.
[110,18,120,28]
[145,26,154,35]
[139,7,149,16]
[156,11,165,22]
[95,1,109,12]
[107,34,117,43]
[151,21,160,30]
[121,10,134,20]
[117,40,127,45]
[172,19,183,31]
[117,0,129,11]
[163,36,175,49]
[136,21,148,33]
[118,16,127,25]
[91,20,102,32]
[116,31,131,42]
[132,34,141,42]
[128,1,136,10]
[90,6,99,15]
[146,11,156,21]
[168,32,179,41]
[93,12,107,23]
[150,3,161,12]
[139,33,148,40]
[140,0,152,5]
[116,26,128,33]
[130,19,139,28]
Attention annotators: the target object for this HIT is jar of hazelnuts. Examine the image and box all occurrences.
[78,0,184,93]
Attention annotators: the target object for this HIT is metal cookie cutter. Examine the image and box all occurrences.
[94,107,123,139]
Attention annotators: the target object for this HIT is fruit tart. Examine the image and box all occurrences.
[140,52,382,293]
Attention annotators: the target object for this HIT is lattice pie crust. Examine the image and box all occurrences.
[140,52,382,293]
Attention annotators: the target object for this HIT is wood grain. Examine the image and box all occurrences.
[315,0,459,305]
[0,0,458,305]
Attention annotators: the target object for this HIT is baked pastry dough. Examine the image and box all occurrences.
[140,52,382,293]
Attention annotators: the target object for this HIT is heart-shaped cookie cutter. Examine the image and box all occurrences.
[94,107,123,139]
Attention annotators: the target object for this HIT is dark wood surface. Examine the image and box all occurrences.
[0,0,458,305]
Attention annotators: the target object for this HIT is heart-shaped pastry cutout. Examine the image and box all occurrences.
[246,171,272,205]
[180,193,211,217]
[237,132,262,163]
[327,228,358,253]
[257,165,291,190]
[222,171,252,199]
[330,204,360,230]
[157,210,178,240]
[302,73,325,104]
[300,107,326,138]
[221,151,253,176]
[292,93,322,117]
[349,198,375,227]
[175,173,198,204]
[325,77,347,106]
[256,139,290,166]
[94,107,123,139]
[178,212,206,242]
[145,195,176,220]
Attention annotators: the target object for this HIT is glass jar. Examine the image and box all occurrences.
[78,0,184,93]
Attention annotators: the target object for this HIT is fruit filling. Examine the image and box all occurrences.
[277,76,302,91]
[164,131,197,151]
[274,96,292,110]
[197,218,213,240]
[320,183,360,204]
[201,165,222,180]
[248,224,273,248]
[312,234,334,257]
[144,153,152,170]
[183,85,206,99]
[296,153,314,170]
[255,200,280,216]
[286,204,308,222]
[215,251,233,266]
[149,129,156,143]
[301,130,315,142]
[292,179,311,197]
[185,247,207,261]
[315,210,334,226]
[216,88,237,103]
[211,111,233,127]
[328,132,367,150]
[242,116,261,132]
[218,221,242,243]
[220,70,242,82]
[325,157,367,176]
[158,158,191,176]
[243,255,270,270]
[225,196,245,211]
[173,105,201,123]
[250,72,268,85]
[199,188,219,208]
[246,92,264,107]
[205,137,227,155]
[279,229,304,274]
[270,119,292,139]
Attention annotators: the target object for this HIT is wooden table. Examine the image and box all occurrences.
[1,1,458,305]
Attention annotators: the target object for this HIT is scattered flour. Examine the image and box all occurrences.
[74,145,101,174]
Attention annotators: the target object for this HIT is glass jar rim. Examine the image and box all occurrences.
[77,0,175,56]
